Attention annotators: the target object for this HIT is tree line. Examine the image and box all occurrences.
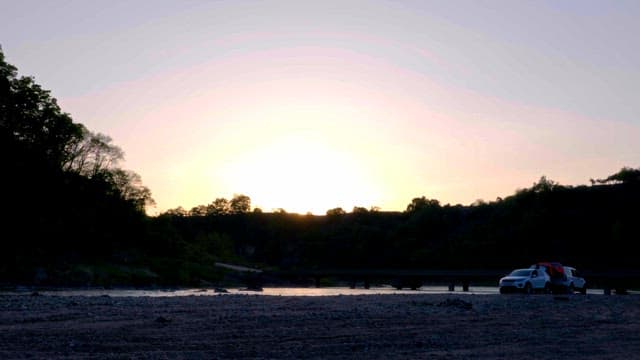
[149,171,639,279]
[1,46,639,287]
[1,48,153,284]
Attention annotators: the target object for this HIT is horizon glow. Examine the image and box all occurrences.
[1,1,639,214]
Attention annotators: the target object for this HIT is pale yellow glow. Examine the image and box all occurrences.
[218,131,382,215]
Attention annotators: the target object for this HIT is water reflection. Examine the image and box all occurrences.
[4,286,499,297]
[2,286,611,297]
[255,286,500,296]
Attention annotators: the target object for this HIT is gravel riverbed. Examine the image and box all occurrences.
[1,293,639,359]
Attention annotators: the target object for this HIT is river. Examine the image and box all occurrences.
[1,286,611,297]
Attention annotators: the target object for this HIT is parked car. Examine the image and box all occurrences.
[563,266,587,294]
[499,268,550,294]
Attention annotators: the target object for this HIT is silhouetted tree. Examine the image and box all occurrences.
[352,206,369,214]
[326,207,346,216]
[108,169,155,210]
[189,205,209,217]
[405,197,440,213]
[164,206,188,216]
[594,167,640,184]
[0,47,154,284]
[229,194,251,214]
[1,50,83,169]
[63,126,124,177]
[530,175,562,193]
[207,198,230,215]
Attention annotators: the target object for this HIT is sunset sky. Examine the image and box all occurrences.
[2,1,639,214]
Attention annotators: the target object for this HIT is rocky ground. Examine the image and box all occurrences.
[1,292,639,359]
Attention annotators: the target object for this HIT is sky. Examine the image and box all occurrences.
[1,0,639,214]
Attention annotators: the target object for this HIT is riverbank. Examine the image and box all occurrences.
[1,293,639,359]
